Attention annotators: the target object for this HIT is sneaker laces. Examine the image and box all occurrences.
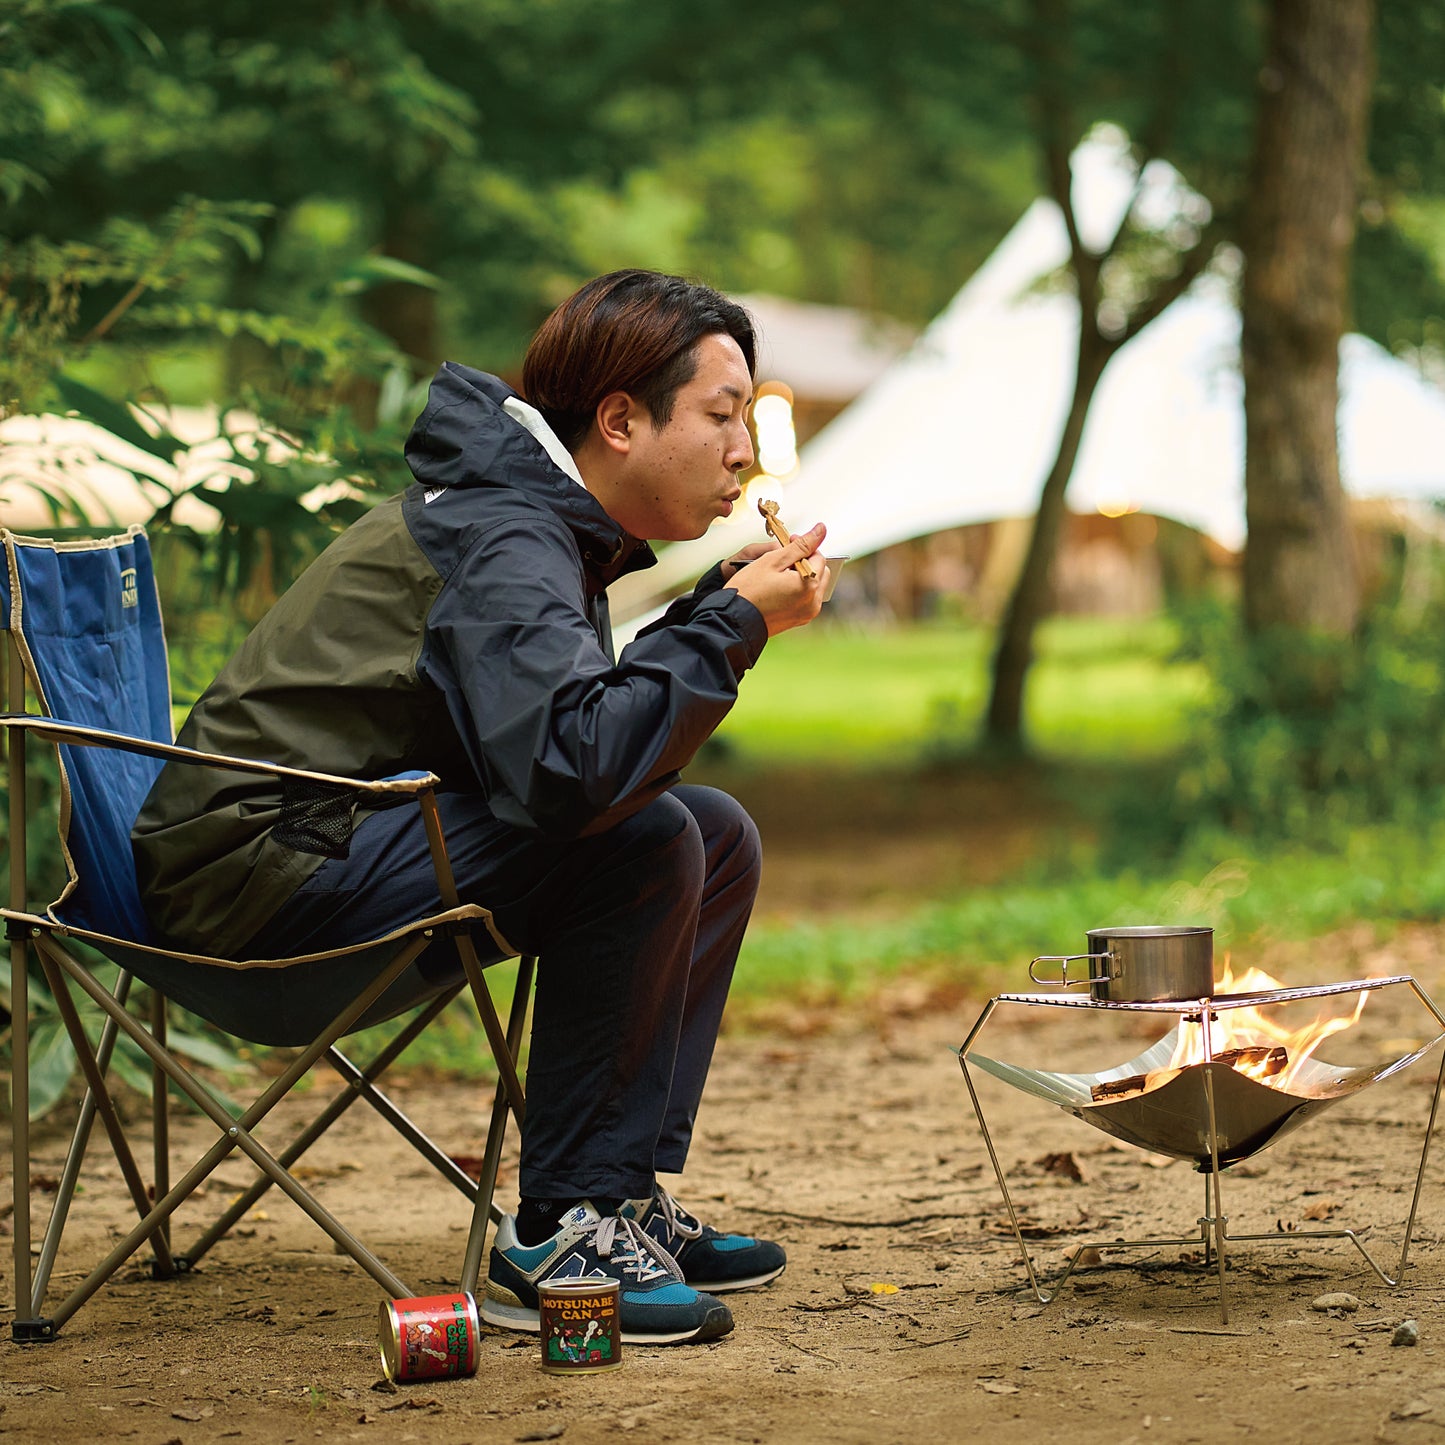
[588,1212,684,1284]
[650,1188,704,1244]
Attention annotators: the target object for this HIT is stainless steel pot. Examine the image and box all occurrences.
[1028,925,1215,1002]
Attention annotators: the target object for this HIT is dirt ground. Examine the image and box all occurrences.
[7,773,1445,1443]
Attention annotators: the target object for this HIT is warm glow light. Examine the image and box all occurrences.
[1165,959,1370,1091]
[753,392,798,478]
[1097,499,1140,519]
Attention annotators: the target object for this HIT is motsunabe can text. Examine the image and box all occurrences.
[538,1278,622,1374]
[379,1292,480,1382]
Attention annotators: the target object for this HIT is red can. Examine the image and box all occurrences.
[379,1292,480,1383]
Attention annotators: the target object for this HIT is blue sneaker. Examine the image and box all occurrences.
[625,1189,786,1293]
[480,1202,734,1345]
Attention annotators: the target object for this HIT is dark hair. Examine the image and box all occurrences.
[521,269,756,451]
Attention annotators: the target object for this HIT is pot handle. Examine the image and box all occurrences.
[1028,952,1112,988]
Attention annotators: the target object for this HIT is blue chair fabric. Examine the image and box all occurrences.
[1,527,169,942]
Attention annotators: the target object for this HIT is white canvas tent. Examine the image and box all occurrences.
[611,131,1445,630]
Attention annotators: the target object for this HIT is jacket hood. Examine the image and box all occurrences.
[404,362,654,587]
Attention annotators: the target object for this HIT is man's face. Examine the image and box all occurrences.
[622,333,755,542]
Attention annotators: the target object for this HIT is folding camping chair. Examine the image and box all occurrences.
[2,525,534,1342]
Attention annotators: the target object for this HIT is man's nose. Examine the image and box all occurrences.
[728,425,755,473]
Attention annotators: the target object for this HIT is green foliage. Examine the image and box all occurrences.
[1356,1,1445,358]
[1,1,445,601]
[1107,563,1445,858]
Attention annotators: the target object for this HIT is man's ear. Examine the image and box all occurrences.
[594,391,642,456]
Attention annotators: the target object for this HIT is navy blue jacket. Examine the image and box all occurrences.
[132,363,768,954]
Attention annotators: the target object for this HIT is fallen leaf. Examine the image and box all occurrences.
[1302,1198,1340,1221]
[302,1160,359,1179]
[979,1380,1020,1395]
[1037,1151,1085,1182]
[869,1282,900,1295]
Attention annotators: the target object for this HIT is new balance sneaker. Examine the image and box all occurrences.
[625,1189,786,1293]
[480,1202,734,1345]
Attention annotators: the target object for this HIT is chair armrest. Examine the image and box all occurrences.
[0,714,440,797]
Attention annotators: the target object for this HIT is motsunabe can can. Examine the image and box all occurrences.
[538,1278,622,1374]
[379,1292,480,1382]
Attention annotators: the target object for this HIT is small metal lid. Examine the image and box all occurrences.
[378,1300,401,1382]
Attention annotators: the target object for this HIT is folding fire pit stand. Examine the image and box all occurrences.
[955,976,1445,1323]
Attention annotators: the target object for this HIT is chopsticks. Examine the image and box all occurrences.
[757,498,816,579]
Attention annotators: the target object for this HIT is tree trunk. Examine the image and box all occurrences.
[1240,0,1375,637]
[361,201,441,374]
[985,333,1110,746]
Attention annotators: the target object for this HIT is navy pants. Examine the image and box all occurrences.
[246,785,761,1200]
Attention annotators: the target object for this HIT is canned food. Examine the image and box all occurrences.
[379,1292,480,1382]
[538,1278,622,1374]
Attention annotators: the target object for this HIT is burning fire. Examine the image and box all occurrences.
[1166,960,1369,1092]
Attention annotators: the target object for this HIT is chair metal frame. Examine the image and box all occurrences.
[4,527,534,1343]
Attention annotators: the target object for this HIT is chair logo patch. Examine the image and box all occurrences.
[120,568,139,609]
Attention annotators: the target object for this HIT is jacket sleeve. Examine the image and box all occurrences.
[633,560,731,638]
[421,515,767,838]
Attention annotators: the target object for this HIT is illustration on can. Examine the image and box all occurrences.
[537,1278,622,1374]
[379,1291,480,1383]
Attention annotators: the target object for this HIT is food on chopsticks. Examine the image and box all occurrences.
[757,498,816,579]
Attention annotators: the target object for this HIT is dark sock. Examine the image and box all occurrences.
[515,1195,626,1246]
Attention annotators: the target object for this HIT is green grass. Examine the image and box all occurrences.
[733,822,1445,1004]
[714,615,1210,764]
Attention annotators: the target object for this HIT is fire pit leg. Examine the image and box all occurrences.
[1201,1059,1229,1324]
[1199,1173,1215,1268]
[1395,983,1445,1280]
[958,1052,1057,1303]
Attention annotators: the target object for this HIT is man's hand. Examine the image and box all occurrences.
[724,522,829,636]
[717,542,777,584]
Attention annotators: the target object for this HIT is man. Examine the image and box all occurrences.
[133,269,829,1347]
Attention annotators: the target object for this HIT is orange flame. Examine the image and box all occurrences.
[1166,959,1368,1092]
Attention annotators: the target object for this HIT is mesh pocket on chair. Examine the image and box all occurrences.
[274,778,357,860]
